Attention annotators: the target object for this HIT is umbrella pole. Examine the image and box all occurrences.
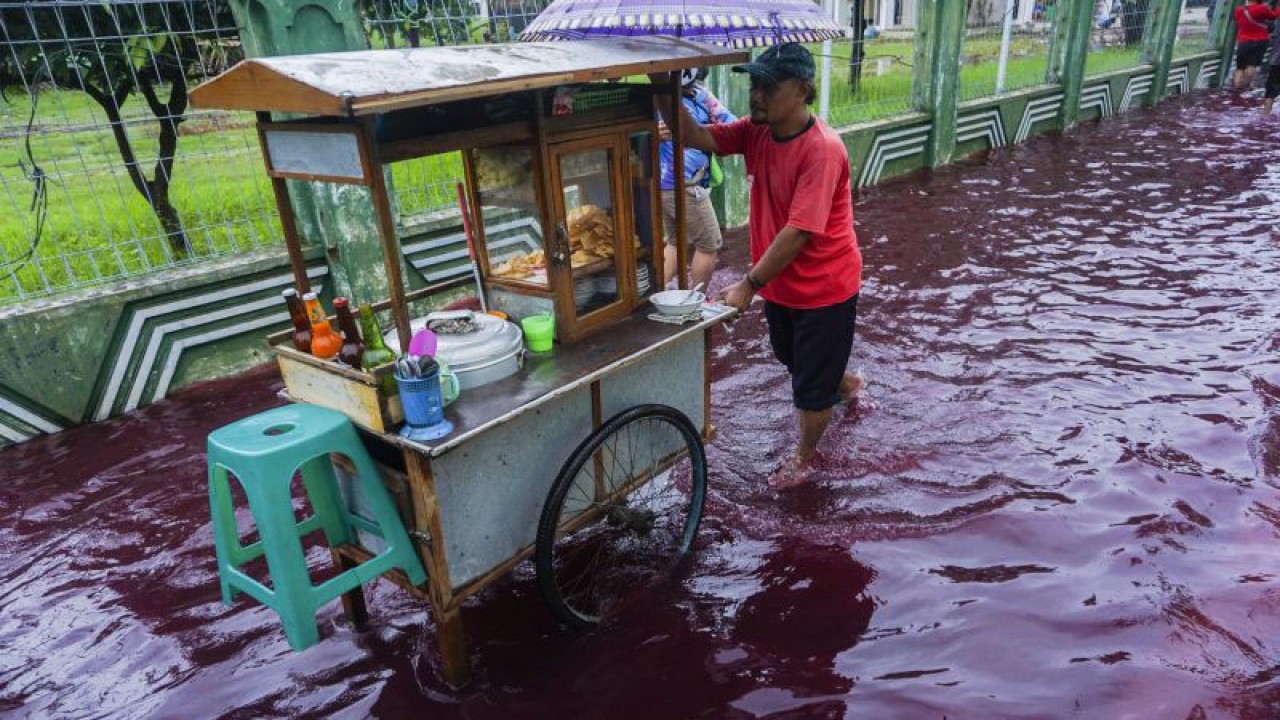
[669,71,688,291]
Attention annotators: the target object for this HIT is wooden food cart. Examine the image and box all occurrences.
[191,37,747,687]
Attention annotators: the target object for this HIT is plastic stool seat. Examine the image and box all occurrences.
[207,404,425,651]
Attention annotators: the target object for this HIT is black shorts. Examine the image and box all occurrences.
[1238,40,1269,70]
[764,294,858,411]
[1266,65,1280,99]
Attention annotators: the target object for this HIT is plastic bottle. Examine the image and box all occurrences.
[303,292,341,360]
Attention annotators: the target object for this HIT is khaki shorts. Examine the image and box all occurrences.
[661,186,723,253]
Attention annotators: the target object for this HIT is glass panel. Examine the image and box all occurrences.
[561,147,622,317]
[629,131,656,299]
[473,146,547,288]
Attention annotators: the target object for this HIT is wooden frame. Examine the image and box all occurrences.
[257,122,373,185]
[546,133,637,342]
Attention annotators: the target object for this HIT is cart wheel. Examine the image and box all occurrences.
[535,404,707,629]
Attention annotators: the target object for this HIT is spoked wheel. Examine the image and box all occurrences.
[535,404,708,629]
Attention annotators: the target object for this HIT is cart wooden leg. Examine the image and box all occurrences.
[429,601,473,688]
[403,448,474,688]
[331,548,370,630]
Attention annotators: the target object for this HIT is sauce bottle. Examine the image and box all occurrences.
[333,297,365,369]
[303,292,341,360]
[281,288,312,353]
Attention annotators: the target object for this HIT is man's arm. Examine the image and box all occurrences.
[649,75,718,153]
[720,226,812,311]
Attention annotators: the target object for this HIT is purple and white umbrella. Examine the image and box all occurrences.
[519,0,844,48]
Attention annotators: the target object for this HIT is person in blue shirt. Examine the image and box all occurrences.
[658,68,736,289]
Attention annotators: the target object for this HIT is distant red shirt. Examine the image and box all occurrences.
[1236,4,1278,43]
[707,116,862,310]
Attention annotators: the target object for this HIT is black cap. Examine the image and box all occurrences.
[731,43,816,84]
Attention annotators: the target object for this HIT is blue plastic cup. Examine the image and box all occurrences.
[397,369,445,427]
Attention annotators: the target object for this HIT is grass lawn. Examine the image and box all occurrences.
[0,87,462,303]
[811,35,1057,125]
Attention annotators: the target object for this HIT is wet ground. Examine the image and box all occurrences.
[3,92,1279,719]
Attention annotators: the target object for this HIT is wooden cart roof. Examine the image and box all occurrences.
[190,37,749,117]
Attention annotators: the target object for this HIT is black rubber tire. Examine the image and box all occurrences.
[535,404,708,630]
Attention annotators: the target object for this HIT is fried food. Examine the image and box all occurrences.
[566,205,615,260]
[493,249,546,279]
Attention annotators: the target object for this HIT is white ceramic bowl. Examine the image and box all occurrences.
[649,289,705,316]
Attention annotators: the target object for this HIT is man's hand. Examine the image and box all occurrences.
[720,278,756,312]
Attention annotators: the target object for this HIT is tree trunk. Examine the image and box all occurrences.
[83,76,191,257]
[138,69,191,256]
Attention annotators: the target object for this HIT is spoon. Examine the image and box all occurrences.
[682,281,706,304]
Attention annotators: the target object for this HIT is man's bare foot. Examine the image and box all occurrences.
[768,455,814,489]
[839,371,866,404]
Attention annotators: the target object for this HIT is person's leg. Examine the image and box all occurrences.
[686,188,723,290]
[1265,64,1280,114]
[660,190,679,286]
[771,296,857,485]
[839,371,866,401]
[663,244,679,286]
[795,407,834,462]
[690,250,717,289]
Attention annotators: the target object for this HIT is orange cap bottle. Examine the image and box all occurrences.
[303,292,341,360]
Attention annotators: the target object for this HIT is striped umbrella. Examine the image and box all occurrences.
[519,0,844,48]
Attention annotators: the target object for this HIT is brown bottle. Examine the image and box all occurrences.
[281,288,311,353]
[333,297,365,369]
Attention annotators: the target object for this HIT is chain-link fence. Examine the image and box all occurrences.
[1086,0,1160,75]
[959,1,1054,101]
[820,30,917,126]
[0,0,1230,306]
[0,0,277,304]
[0,0,550,305]
[1173,0,1214,59]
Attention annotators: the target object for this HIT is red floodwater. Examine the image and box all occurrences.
[3,93,1279,720]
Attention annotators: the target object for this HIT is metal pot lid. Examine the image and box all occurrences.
[384,311,523,369]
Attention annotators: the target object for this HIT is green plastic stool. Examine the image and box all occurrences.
[207,404,426,650]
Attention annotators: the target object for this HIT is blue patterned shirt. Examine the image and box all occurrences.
[659,86,736,191]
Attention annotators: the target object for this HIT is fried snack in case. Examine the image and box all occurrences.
[566,205,615,265]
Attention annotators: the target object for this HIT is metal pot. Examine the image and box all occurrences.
[385,311,524,390]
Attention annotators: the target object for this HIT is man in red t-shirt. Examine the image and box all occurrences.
[1234,0,1279,90]
[655,44,864,487]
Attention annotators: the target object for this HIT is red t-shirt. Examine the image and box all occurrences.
[1236,4,1278,43]
[707,116,862,309]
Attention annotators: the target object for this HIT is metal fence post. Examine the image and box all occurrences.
[912,0,966,168]
[1215,0,1244,87]
[995,1,1016,95]
[819,0,835,120]
[1147,0,1186,100]
[1050,0,1096,131]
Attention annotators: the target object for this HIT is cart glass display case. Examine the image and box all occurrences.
[552,138,632,330]
[471,146,548,289]
[464,114,662,341]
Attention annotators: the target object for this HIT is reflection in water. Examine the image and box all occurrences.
[2,93,1279,719]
